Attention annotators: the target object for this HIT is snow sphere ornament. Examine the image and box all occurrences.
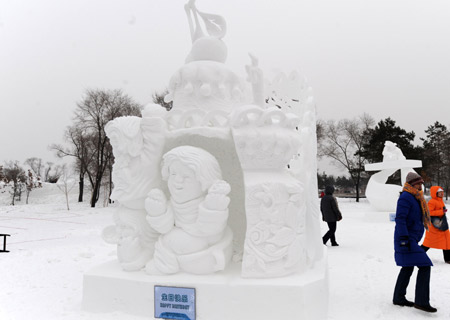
[186,37,227,63]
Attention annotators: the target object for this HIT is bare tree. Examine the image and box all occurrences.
[24,157,43,177]
[44,162,54,182]
[56,164,77,210]
[54,89,142,207]
[25,169,34,204]
[316,119,326,158]
[3,161,27,205]
[47,164,63,183]
[319,114,374,202]
[52,125,96,202]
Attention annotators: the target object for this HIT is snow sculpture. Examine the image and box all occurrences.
[382,140,406,161]
[102,109,166,271]
[100,0,324,278]
[245,53,265,107]
[184,0,227,63]
[145,146,233,275]
[88,2,328,318]
[165,0,244,112]
[230,105,304,277]
[365,141,422,212]
[286,79,325,265]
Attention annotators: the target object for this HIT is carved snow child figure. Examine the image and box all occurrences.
[145,146,233,275]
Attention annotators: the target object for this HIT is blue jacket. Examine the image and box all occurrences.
[394,191,432,267]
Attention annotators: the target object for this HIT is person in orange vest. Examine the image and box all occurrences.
[421,186,450,263]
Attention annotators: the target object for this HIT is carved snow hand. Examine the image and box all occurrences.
[203,180,231,211]
[145,188,167,216]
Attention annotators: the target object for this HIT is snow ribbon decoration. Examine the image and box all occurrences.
[185,0,227,42]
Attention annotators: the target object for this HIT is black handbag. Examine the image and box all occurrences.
[430,214,449,231]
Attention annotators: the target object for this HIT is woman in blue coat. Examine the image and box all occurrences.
[393,172,436,313]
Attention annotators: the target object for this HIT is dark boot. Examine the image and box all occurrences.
[443,249,450,262]
[414,304,437,313]
[393,266,414,306]
[393,300,414,307]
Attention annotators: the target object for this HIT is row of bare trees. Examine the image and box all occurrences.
[1,161,27,205]
[52,89,142,207]
[1,160,62,205]
[24,157,61,183]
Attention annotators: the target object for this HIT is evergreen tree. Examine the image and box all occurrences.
[361,117,419,163]
[361,117,424,185]
[421,122,450,197]
[317,172,336,190]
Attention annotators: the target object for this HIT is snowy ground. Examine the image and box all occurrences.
[0,185,448,319]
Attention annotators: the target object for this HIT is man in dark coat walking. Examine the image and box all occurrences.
[320,185,342,246]
[393,172,437,313]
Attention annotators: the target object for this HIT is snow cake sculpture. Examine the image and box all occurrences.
[83,1,327,319]
[365,141,422,212]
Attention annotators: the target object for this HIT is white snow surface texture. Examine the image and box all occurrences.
[0,184,449,319]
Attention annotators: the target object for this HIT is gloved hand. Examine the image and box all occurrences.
[444,206,447,214]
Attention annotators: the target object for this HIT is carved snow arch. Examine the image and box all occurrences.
[163,128,247,258]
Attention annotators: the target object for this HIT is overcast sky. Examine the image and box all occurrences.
[1,0,450,170]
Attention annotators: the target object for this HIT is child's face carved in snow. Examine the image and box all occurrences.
[167,160,203,203]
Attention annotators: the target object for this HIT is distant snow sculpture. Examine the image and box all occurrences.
[365,141,422,212]
[382,140,406,162]
[145,146,233,275]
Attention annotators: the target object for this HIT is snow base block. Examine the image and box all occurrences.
[83,258,328,320]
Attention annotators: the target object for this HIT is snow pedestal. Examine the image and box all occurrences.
[83,258,328,320]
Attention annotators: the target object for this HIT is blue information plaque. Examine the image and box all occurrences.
[154,285,196,320]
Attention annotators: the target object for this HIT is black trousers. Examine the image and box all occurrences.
[322,221,337,245]
[393,266,431,306]
[422,245,450,262]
